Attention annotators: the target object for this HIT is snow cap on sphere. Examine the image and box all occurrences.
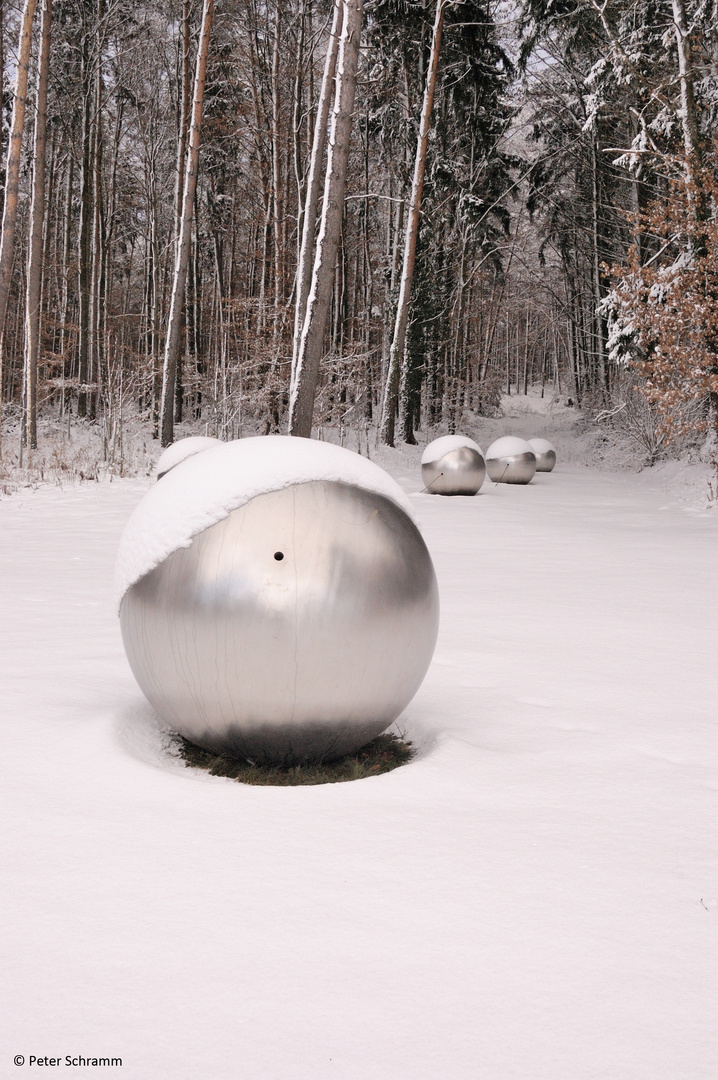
[486,435,534,458]
[116,436,415,607]
[527,437,555,456]
[155,435,222,479]
[421,434,483,464]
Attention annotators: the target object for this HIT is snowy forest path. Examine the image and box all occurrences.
[1,467,716,1080]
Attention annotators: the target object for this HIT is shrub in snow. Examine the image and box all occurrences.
[527,438,557,473]
[116,436,440,766]
[485,437,537,485]
[420,435,486,496]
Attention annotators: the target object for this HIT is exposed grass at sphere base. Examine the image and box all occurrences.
[175,732,414,785]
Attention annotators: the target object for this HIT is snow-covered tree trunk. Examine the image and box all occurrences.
[24,0,52,452]
[380,0,445,447]
[160,0,213,448]
[0,0,38,455]
[670,0,707,259]
[671,0,701,167]
[290,0,343,401]
[172,0,192,425]
[288,0,363,439]
[174,0,191,242]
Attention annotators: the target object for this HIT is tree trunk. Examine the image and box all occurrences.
[24,0,52,451]
[290,0,342,393]
[58,151,73,417]
[591,139,607,396]
[288,0,363,438]
[175,0,191,240]
[0,1,5,219]
[89,9,104,421]
[173,0,191,423]
[160,0,213,448]
[671,0,701,166]
[77,20,93,418]
[271,0,283,331]
[292,0,306,262]
[380,0,445,446]
[149,176,159,430]
[0,0,37,454]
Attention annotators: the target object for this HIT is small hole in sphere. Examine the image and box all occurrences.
[274,551,284,561]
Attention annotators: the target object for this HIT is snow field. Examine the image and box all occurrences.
[1,453,716,1080]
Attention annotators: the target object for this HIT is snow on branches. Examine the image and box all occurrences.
[605,161,718,444]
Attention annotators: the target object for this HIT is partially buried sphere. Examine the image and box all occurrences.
[528,438,557,472]
[421,434,486,495]
[485,436,537,484]
[117,437,440,765]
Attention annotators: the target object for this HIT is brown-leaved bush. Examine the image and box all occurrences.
[606,162,718,446]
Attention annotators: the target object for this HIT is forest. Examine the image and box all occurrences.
[0,0,716,471]
[3,5,717,1064]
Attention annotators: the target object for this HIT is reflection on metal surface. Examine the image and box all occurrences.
[485,437,537,485]
[528,438,557,472]
[421,440,485,496]
[120,480,440,765]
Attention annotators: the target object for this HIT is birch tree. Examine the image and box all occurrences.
[670,0,700,167]
[172,0,192,423]
[160,0,213,447]
[290,0,342,382]
[288,0,364,438]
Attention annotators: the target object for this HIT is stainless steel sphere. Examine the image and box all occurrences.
[421,435,486,495]
[485,436,537,485]
[156,436,222,480]
[119,478,439,765]
[528,438,557,472]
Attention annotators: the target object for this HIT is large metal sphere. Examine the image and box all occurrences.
[485,436,537,485]
[156,436,222,480]
[119,477,439,765]
[421,435,486,495]
[528,438,557,472]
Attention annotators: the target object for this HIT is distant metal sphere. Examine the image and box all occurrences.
[485,436,537,484]
[528,438,557,472]
[421,435,486,495]
[119,479,439,765]
[156,436,222,480]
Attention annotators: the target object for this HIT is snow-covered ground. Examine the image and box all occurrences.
[2,412,716,1078]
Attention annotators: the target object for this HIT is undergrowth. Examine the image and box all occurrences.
[175,732,414,785]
